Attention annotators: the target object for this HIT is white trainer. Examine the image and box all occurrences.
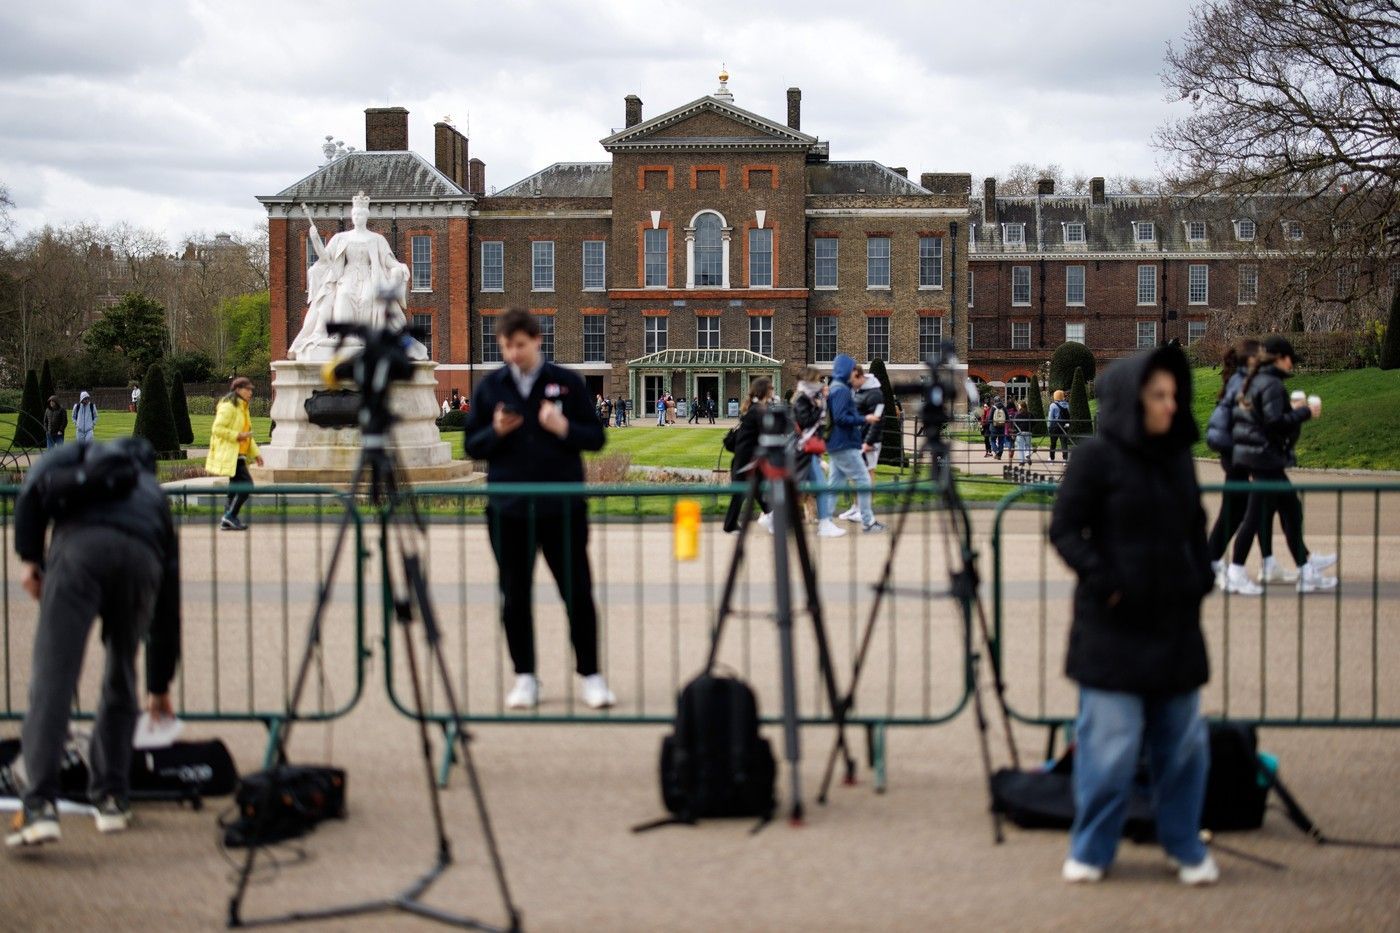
[757,512,774,534]
[1297,563,1338,594]
[1062,858,1104,883]
[1304,553,1337,573]
[817,519,847,538]
[1224,565,1263,596]
[1212,560,1227,591]
[581,674,616,710]
[1177,853,1220,886]
[505,674,539,710]
[1258,556,1298,585]
[838,506,862,523]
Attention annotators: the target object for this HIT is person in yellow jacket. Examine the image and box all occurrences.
[206,377,263,531]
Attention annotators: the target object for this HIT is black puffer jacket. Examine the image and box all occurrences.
[1231,363,1310,471]
[1049,344,1214,695]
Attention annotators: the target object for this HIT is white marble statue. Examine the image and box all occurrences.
[288,191,428,361]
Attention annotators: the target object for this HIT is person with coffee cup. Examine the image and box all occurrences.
[1225,336,1337,594]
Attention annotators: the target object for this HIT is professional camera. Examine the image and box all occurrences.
[887,342,978,436]
[305,321,427,436]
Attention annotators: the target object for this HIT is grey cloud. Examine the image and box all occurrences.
[0,1,200,79]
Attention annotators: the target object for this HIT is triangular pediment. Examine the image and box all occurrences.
[602,96,818,152]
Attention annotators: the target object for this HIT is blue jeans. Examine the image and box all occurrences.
[991,433,1006,457]
[1015,433,1031,463]
[46,434,64,449]
[808,457,833,521]
[826,447,873,526]
[1070,687,1209,869]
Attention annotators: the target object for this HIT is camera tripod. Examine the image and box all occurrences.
[228,406,520,929]
[707,410,854,825]
[814,414,1021,844]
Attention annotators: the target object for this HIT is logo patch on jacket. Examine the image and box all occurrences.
[544,383,567,399]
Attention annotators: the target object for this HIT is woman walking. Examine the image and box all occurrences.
[206,377,263,531]
[722,378,775,534]
[1049,344,1219,886]
[1011,400,1033,465]
[1204,339,1260,591]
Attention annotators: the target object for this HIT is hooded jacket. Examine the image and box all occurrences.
[854,373,884,448]
[826,355,868,452]
[1230,362,1310,471]
[1049,345,1214,695]
[72,392,98,433]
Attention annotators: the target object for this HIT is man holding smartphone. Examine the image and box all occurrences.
[465,309,614,710]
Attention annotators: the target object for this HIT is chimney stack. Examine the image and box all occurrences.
[468,157,486,196]
[891,166,908,178]
[1037,178,1055,196]
[786,87,801,131]
[920,173,971,196]
[434,120,469,189]
[982,177,997,224]
[624,95,643,129]
[365,106,409,151]
[1090,177,1106,207]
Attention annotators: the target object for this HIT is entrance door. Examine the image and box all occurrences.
[584,375,604,400]
[643,375,665,415]
[695,375,719,418]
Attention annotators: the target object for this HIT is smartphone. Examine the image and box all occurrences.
[873,404,885,418]
[500,403,521,417]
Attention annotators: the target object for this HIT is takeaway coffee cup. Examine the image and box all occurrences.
[1308,394,1322,417]
[1291,390,1306,406]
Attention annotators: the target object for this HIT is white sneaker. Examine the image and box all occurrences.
[1224,565,1263,596]
[1211,560,1226,591]
[505,674,539,710]
[1177,853,1219,886]
[838,506,861,523]
[1297,563,1339,594]
[1258,556,1298,585]
[581,674,616,709]
[1062,858,1104,883]
[757,512,774,534]
[1304,553,1337,574]
[817,519,847,538]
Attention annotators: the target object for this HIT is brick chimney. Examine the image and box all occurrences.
[1037,178,1055,196]
[1090,177,1106,207]
[434,121,468,189]
[365,106,409,151]
[468,157,486,195]
[983,177,997,224]
[786,87,801,131]
[920,173,971,196]
[891,166,908,178]
[624,95,643,129]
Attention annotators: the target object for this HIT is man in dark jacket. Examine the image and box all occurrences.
[1225,335,1335,594]
[1049,344,1219,886]
[824,355,884,533]
[42,396,67,449]
[465,309,613,711]
[7,437,181,848]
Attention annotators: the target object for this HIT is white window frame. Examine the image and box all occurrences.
[1003,223,1026,248]
[918,316,943,358]
[1136,321,1158,349]
[813,238,838,289]
[1239,265,1258,304]
[967,269,974,308]
[481,317,502,362]
[411,235,432,292]
[644,315,667,354]
[412,312,433,358]
[1284,220,1304,241]
[918,236,943,289]
[866,316,890,361]
[866,237,891,289]
[1187,321,1207,346]
[536,314,555,360]
[1065,322,1085,345]
[813,316,837,363]
[692,211,725,287]
[1064,222,1085,245]
[749,316,773,356]
[644,228,668,288]
[1011,321,1031,350]
[1188,264,1209,305]
[531,240,554,292]
[304,237,317,272]
[968,321,975,350]
[1186,221,1207,243]
[582,315,606,362]
[480,241,504,292]
[696,315,720,350]
[1234,219,1256,242]
[748,227,773,288]
[1066,265,1085,306]
[1135,221,1155,243]
[582,240,606,291]
[1137,265,1157,305]
[1012,266,1031,306]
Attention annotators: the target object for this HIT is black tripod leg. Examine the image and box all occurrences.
[766,472,804,824]
[706,466,762,670]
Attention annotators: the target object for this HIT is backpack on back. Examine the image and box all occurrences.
[636,672,775,831]
[992,407,1007,426]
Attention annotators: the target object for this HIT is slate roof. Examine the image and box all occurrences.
[258,151,469,203]
[807,162,932,196]
[968,193,1315,254]
[494,163,612,198]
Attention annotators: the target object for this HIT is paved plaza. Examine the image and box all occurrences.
[2,487,1399,930]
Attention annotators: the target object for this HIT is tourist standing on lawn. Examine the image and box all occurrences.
[72,391,98,443]
[43,397,67,449]
[1049,343,1219,887]
[129,384,141,413]
[206,377,262,531]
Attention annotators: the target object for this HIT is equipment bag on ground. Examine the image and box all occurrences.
[221,764,347,848]
[1,736,237,808]
[634,672,775,831]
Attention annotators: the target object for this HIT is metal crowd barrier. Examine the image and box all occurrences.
[991,481,1400,737]
[376,482,975,786]
[0,485,366,767]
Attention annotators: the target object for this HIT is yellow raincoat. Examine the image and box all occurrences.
[205,396,260,477]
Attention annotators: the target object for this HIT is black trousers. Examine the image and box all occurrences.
[225,456,252,519]
[1049,425,1072,460]
[488,506,599,677]
[1232,467,1308,566]
[1208,459,1252,562]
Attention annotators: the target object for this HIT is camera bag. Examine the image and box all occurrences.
[221,764,347,848]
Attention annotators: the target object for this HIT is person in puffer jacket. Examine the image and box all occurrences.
[1224,335,1336,595]
[825,355,884,533]
[1204,339,1258,590]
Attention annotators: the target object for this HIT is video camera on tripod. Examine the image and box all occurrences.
[885,343,978,436]
[304,320,429,435]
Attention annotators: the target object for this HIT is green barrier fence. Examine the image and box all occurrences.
[0,485,367,767]
[992,480,1400,736]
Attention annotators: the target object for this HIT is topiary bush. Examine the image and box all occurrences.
[39,360,56,409]
[169,370,194,446]
[1381,287,1400,371]
[1069,366,1092,438]
[15,369,45,449]
[133,364,184,458]
[1050,342,1096,394]
[868,358,905,466]
[436,410,468,430]
[1026,374,1046,436]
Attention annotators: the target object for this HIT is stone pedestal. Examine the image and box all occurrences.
[252,359,474,484]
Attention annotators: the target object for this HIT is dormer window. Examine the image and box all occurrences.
[1003,223,1026,247]
[1135,222,1155,243]
[1285,220,1304,241]
[1064,223,1085,245]
[1186,221,1207,243]
[1234,219,1256,241]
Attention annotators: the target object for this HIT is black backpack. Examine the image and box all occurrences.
[634,672,775,831]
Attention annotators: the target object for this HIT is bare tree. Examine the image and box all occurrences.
[0,183,14,242]
[1159,0,1400,313]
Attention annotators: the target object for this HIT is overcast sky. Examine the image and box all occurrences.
[0,0,1199,245]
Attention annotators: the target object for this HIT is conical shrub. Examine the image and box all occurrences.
[169,370,194,446]
[1026,373,1046,437]
[15,369,45,449]
[134,363,182,457]
[1069,366,1092,439]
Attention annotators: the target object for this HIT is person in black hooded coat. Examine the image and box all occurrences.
[1048,343,1219,886]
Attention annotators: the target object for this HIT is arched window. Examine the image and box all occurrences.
[694,212,723,286]
[1006,376,1030,403]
